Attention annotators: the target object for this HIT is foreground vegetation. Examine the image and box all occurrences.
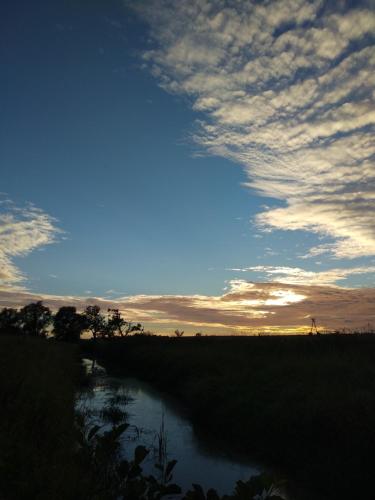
[83,334,375,500]
[0,334,285,500]
[0,336,81,499]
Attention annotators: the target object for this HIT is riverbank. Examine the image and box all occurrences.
[82,334,375,500]
[82,362,265,495]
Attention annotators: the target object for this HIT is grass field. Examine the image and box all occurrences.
[82,334,375,500]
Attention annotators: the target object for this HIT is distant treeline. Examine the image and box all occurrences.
[0,302,143,341]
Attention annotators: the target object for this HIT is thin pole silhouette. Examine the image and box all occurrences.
[309,318,319,335]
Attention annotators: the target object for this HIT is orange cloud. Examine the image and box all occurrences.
[1,280,374,335]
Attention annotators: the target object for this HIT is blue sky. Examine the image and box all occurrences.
[1,0,375,333]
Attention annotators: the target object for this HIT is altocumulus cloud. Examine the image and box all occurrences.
[132,0,375,259]
[0,202,61,290]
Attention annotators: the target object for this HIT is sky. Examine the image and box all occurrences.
[1,0,375,334]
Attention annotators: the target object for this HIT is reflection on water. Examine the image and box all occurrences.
[79,359,261,495]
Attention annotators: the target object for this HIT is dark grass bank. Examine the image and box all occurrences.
[0,336,84,500]
[82,334,375,500]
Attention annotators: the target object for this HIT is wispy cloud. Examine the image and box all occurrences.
[132,0,375,258]
[228,265,375,286]
[0,202,61,290]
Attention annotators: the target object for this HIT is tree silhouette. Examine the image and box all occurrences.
[0,308,21,335]
[106,309,127,338]
[104,309,143,338]
[84,305,105,340]
[174,329,184,337]
[127,322,144,335]
[19,301,52,337]
[53,306,87,342]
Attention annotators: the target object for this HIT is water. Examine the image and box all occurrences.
[79,358,264,495]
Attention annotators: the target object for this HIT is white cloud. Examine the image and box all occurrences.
[229,265,375,286]
[0,203,61,289]
[132,0,375,258]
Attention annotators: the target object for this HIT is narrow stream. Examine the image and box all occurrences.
[79,358,267,495]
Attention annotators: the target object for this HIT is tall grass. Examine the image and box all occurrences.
[83,334,375,499]
[0,335,82,499]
